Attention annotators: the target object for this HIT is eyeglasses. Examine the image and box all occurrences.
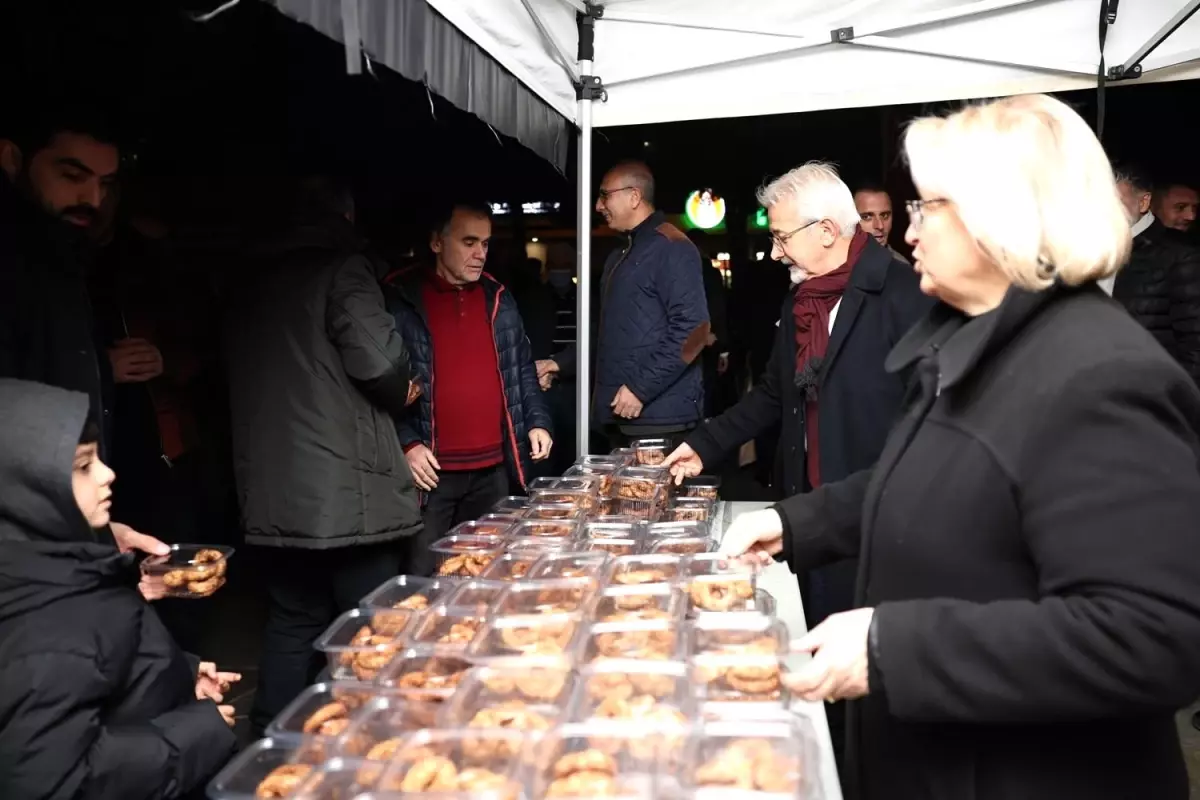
[770,218,820,250]
[905,198,949,229]
[597,186,636,202]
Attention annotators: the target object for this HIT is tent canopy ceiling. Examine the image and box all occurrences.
[426,0,1200,130]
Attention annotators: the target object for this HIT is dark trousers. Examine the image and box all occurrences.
[604,426,695,452]
[422,464,510,545]
[249,538,418,734]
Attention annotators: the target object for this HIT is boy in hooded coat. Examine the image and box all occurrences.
[0,379,238,799]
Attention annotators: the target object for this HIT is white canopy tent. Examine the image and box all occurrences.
[272,0,1200,455]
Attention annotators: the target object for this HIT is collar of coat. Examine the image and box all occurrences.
[884,280,1084,394]
[386,264,504,306]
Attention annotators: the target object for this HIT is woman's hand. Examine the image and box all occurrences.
[718,508,784,567]
[196,661,242,702]
[785,608,875,702]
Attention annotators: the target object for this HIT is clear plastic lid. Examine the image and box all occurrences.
[266,681,382,742]
[510,519,580,540]
[438,675,564,733]
[575,619,683,665]
[565,462,620,497]
[647,536,716,556]
[569,661,692,740]
[285,756,388,799]
[581,519,640,539]
[605,554,686,588]
[609,447,636,465]
[464,612,583,665]
[687,614,789,706]
[360,575,456,613]
[590,584,684,624]
[613,466,670,495]
[334,697,443,760]
[530,723,687,800]
[448,519,518,539]
[477,552,542,583]
[140,544,234,599]
[573,454,625,469]
[526,551,611,581]
[684,717,816,798]
[405,606,487,653]
[647,521,711,539]
[528,476,604,507]
[313,609,415,682]
[445,664,578,713]
[693,588,776,619]
[581,537,640,557]
[502,536,568,554]
[375,649,472,700]
[430,537,504,578]
[491,578,597,618]
[478,512,527,526]
[684,554,759,615]
[206,737,327,800]
[630,438,672,466]
[492,495,533,514]
[678,475,721,500]
[373,728,531,796]
[665,497,715,523]
[524,503,588,522]
[441,579,508,616]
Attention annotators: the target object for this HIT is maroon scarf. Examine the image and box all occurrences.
[794,226,870,487]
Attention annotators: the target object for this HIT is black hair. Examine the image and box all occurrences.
[78,419,101,446]
[433,201,493,235]
[3,100,122,159]
[1114,163,1153,194]
[851,181,891,198]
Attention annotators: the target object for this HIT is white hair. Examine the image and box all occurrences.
[904,94,1131,290]
[757,161,862,238]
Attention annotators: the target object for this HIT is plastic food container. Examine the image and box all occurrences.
[492,495,533,515]
[449,519,518,539]
[531,723,686,800]
[684,554,759,615]
[678,476,721,500]
[511,518,581,540]
[565,458,622,497]
[313,608,415,681]
[430,535,504,578]
[683,717,816,798]
[576,619,683,665]
[375,649,472,701]
[581,520,641,540]
[373,728,532,795]
[360,575,456,613]
[464,612,583,665]
[528,476,603,512]
[405,605,487,653]
[206,737,327,800]
[687,614,789,706]
[630,438,672,466]
[491,578,597,617]
[280,756,387,799]
[582,537,640,557]
[646,521,710,540]
[605,554,686,589]
[526,551,611,582]
[438,670,566,733]
[502,536,569,554]
[613,467,670,520]
[665,497,715,523]
[609,447,636,465]
[442,579,508,615]
[647,536,716,556]
[140,544,234,599]
[697,588,776,619]
[590,584,684,624]
[525,503,588,523]
[266,681,382,742]
[478,512,527,527]
[334,697,443,760]
[569,662,693,749]
[477,552,543,582]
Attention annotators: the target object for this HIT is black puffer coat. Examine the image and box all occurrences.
[0,380,236,799]
[224,218,421,549]
[385,267,552,488]
[1113,220,1200,384]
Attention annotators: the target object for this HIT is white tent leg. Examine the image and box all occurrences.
[575,79,593,458]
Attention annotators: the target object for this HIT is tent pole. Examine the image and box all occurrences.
[575,4,605,458]
[1110,0,1200,80]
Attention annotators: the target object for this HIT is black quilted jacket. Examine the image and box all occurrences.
[1114,220,1200,384]
[385,267,552,488]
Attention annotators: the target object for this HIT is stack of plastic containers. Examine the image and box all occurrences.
[210,438,822,799]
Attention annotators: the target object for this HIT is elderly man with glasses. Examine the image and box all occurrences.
[665,160,929,771]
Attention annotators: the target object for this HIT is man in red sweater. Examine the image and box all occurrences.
[386,204,553,546]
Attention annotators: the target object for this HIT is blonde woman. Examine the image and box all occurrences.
[722,94,1200,800]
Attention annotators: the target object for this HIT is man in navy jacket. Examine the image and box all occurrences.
[547,162,710,449]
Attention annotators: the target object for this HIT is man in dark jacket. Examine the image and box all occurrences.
[385,203,553,544]
[1113,166,1200,385]
[0,115,121,451]
[224,180,423,732]
[0,380,237,799]
[581,161,711,447]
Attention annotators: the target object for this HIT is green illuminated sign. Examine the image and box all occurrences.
[684,189,726,230]
[754,208,768,229]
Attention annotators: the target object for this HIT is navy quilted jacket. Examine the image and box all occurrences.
[384,267,552,488]
[593,212,711,427]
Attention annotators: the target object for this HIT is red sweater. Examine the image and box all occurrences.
[421,273,505,471]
